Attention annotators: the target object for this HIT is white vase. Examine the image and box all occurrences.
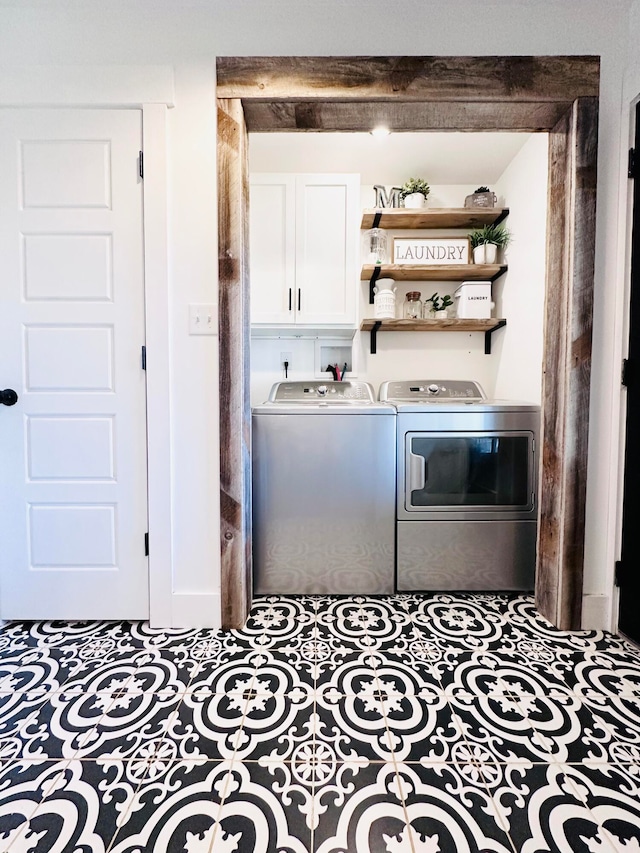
[473,243,498,264]
[434,309,448,319]
[373,279,397,318]
[403,192,426,209]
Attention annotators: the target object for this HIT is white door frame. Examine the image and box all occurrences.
[141,103,173,627]
[609,93,640,636]
[0,68,176,626]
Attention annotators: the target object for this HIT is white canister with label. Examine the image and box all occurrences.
[373,279,397,318]
[454,281,494,319]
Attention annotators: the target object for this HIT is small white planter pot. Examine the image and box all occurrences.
[473,243,498,264]
[403,192,426,209]
[434,310,448,319]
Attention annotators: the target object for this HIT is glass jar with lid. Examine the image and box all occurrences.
[403,291,423,320]
[365,228,387,264]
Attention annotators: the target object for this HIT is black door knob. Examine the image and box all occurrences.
[0,389,18,406]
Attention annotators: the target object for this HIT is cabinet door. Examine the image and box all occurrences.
[294,174,359,325]
[249,174,296,325]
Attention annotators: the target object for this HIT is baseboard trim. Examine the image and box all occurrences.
[581,593,612,631]
[151,592,221,630]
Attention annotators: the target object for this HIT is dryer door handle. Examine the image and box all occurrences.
[408,451,426,492]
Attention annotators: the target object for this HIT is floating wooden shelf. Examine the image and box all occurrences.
[362,263,507,283]
[360,318,503,332]
[360,317,507,355]
[361,207,509,230]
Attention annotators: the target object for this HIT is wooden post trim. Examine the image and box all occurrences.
[537,97,598,629]
[217,97,252,629]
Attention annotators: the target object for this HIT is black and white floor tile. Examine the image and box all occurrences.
[0,593,639,852]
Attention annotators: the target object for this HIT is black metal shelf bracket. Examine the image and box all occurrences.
[489,267,506,282]
[370,321,382,354]
[484,319,507,354]
[368,265,382,304]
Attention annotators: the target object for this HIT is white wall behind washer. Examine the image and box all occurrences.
[0,0,635,630]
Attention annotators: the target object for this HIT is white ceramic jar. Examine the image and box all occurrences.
[373,278,397,318]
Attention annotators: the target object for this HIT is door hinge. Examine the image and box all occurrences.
[138,150,144,180]
[141,345,147,370]
[622,357,630,387]
[615,559,625,586]
[144,532,149,556]
[630,148,637,179]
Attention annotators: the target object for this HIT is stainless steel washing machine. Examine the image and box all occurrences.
[379,379,540,592]
[252,380,396,595]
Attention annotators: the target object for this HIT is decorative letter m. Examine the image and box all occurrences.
[373,185,402,208]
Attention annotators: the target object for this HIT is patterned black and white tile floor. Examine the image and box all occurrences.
[1,593,640,852]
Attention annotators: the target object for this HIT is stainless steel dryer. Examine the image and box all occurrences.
[379,380,540,592]
[252,380,396,595]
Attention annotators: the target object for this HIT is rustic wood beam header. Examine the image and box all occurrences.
[242,99,572,133]
[216,56,600,103]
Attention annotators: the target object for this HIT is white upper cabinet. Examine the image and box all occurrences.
[249,173,296,325]
[250,173,359,327]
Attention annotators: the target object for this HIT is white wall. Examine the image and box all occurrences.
[492,134,549,403]
[0,0,634,629]
[251,338,310,405]
[165,64,221,625]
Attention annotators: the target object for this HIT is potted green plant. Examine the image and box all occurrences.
[424,292,454,318]
[399,177,430,209]
[464,186,498,209]
[468,223,512,264]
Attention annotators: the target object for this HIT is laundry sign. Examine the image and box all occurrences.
[393,237,470,265]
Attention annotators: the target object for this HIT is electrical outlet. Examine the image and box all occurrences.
[280,351,292,378]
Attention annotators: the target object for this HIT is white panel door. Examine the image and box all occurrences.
[0,109,149,619]
[295,174,359,325]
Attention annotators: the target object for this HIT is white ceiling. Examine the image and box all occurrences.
[249,131,533,186]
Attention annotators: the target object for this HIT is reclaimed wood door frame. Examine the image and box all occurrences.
[216,56,600,630]
[217,98,253,629]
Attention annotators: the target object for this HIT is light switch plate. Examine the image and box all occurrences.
[189,303,217,335]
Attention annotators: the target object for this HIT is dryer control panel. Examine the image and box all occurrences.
[379,379,486,403]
